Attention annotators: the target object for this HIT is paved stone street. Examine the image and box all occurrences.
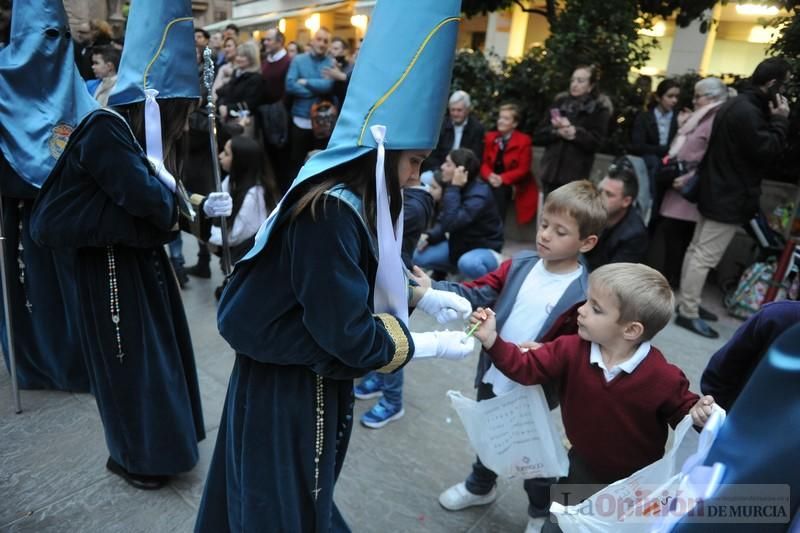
[0,239,743,533]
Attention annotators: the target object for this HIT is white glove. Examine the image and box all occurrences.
[411,331,475,360]
[208,225,222,246]
[416,288,472,324]
[146,156,176,193]
[203,192,233,217]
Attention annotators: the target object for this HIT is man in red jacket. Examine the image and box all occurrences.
[468,262,714,532]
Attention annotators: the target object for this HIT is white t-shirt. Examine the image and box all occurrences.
[483,260,583,395]
[209,177,269,247]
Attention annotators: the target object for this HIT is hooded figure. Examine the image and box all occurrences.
[196,1,470,531]
[671,323,800,532]
[0,0,96,391]
[29,0,205,490]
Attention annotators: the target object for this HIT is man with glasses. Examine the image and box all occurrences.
[675,57,791,339]
[584,157,648,271]
[285,27,336,179]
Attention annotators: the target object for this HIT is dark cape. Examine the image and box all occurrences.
[0,156,89,392]
[195,186,414,532]
[29,109,205,475]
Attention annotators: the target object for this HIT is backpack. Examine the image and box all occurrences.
[310,100,338,140]
[257,102,289,148]
[724,259,799,319]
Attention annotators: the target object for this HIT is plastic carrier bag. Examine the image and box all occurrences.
[550,406,726,533]
[447,385,569,479]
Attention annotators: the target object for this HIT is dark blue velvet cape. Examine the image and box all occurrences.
[29,109,205,475]
[0,156,89,392]
[195,191,414,532]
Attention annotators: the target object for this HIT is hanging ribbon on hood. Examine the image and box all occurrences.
[370,124,408,326]
[143,88,176,194]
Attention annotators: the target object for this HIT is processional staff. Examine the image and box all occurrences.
[0,199,23,413]
[203,46,232,276]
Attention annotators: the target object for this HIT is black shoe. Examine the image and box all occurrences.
[676,304,719,322]
[698,306,718,322]
[675,315,719,339]
[185,263,211,279]
[106,457,168,490]
[170,259,189,289]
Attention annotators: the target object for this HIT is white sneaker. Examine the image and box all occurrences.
[524,516,546,533]
[438,482,497,511]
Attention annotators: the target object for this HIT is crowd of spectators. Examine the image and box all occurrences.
[72,18,795,339]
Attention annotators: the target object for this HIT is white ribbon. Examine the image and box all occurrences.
[371,125,408,325]
[144,89,164,162]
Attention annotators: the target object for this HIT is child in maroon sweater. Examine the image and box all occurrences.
[469,263,716,531]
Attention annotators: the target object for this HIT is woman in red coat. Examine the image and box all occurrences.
[480,103,538,225]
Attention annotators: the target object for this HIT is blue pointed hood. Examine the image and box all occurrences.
[242,0,461,262]
[0,0,99,188]
[108,0,199,106]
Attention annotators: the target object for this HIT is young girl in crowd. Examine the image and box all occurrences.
[210,135,278,261]
[209,135,278,298]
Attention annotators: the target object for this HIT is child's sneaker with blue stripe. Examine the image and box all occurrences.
[354,374,383,400]
[360,401,404,429]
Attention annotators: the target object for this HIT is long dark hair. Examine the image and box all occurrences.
[226,135,279,222]
[449,148,481,182]
[117,97,195,179]
[291,150,403,237]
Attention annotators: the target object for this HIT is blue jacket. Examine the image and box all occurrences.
[285,51,335,119]
[434,250,589,388]
[427,179,504,264]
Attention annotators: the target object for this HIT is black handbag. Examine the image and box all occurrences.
[678,171,700,202]
[655,158,687,184]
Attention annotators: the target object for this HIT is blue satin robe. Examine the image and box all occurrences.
[0,156,89,392]
[195,191,414,532]
[29,109,205,475]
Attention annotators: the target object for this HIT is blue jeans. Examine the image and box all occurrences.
[362,369,403,408]
[168,235,184,267]
[413,241,499,279]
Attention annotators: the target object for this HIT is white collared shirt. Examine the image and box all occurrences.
[590,341,651,382]
[267,48,287,63]
[452,119,467,150]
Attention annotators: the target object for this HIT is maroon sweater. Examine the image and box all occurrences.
[260,53,291,104]
[487,334,699,483]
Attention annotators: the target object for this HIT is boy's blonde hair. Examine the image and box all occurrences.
[543,180,607,238]
[589,263,674,341]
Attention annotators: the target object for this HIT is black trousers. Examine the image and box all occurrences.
[289,123,327,181]
[646,217,696,288]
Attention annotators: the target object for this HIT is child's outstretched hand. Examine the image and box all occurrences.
[690,395,716,427]
[469,307,497,349]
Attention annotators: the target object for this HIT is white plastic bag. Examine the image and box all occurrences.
[550,406,726,533]
[447,385,569,479]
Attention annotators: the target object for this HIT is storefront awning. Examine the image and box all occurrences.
[204,1,349,32]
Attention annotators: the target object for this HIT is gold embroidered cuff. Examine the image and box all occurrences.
[374,313,412,373]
